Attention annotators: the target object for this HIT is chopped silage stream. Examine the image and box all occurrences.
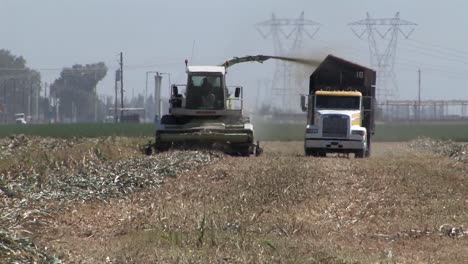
[0,135,223,263]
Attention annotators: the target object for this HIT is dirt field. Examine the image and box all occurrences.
[2,139,468,263]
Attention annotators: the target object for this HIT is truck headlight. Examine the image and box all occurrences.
[351,130,366,136]
[306,128,319,134]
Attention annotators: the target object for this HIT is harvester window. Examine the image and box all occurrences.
[186,75,224,109]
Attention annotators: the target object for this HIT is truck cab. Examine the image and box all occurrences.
[14,113,27,124]
[303,90,368,157]
[301,55,376,158]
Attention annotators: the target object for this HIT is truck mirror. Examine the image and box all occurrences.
[172,85,178,96]
[235,87,241,98]
[300,95,307,112]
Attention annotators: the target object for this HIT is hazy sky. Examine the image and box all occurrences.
[2,0,468,110]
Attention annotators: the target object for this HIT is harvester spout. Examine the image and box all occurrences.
[221,55,322,68]
[221,55,272,68]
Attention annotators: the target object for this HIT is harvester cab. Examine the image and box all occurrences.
[168,65,242,116]
[151,56,271,156]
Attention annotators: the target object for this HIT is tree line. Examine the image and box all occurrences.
[0,49,108,123]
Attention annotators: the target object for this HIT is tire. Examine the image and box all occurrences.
[160,115,177,125]
[255,145,263,156]
[355,149,365,158]
[305,148,314,156]
[143,145,153,155]
[231,144,251,157]
[154,141,171,152]
[236,148,251,157]
[305,148,320,157]
[365,136,372,157]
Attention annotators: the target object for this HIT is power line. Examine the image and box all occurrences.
[407,38,468,58]
[403,41,468,60]
[397,45,468,66]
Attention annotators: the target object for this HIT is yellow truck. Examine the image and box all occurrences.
[301,55,376,158]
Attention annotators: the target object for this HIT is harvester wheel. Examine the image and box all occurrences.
[144,145,153,155]
[255,146,263,156]
[161,115,177,125]
[255,141,263,156]
[239,148,251,157]
[155,142,171,152]
[230,145,251,157]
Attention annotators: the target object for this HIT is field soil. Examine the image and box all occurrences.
[2,139,468,263]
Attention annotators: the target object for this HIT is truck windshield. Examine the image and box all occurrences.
[315,95,360,110]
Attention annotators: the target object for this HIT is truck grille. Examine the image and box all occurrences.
[322,115,348,138]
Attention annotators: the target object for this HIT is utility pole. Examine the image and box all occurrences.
[44,82,47,98]
[13,79,16,118]
[120,52,124,120]
[145,71,159,121]
[94,72,98,123]
[115,70,119,123]
[22,79,26,115]
[28,79,32,121]
[43,82,47,122]
[418,69,421,122]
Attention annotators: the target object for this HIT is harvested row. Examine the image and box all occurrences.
[0,136,222,263]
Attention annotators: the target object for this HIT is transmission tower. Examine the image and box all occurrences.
[256,12,320,112]
[349,12,416,102]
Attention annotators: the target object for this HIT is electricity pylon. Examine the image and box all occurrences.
[256,12,320,112]
[349,12,417,101]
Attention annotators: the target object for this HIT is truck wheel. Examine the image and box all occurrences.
[319,152,326,157]
[355,150,365,158]
[305,148,317,156]
[365,137,372,157]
